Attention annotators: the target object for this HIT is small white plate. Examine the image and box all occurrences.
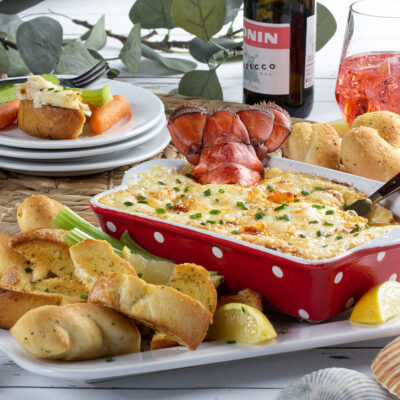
[0,126,170,176]
[0,78,164,150]
[1,311,399,382]
[0,116,166,160]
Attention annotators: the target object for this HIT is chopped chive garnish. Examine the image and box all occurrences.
[166,203,172,209]
[255,211,266,220]
[350,224,361,233]
[138,200,147,204]
[274,204,285,211]
[365,224,370,229]
[218,188,225,193]
[155,208,166,214]
[80,293,88,300]
[157,181,165,185]
[314,186,324,191]
[241,306,246,313]
[299,234,307,238]
[267,185,274,192]
[322,244,329,248]
[294,198,301,202]
[185,173,192,178]
[227,340,236,344]
[190,213,202,219]
[200,222,206,226]
[138,273,143,278]
[123,201,134,206]
[236,201,244,207]
[184,186,190,192]
[44,288,49,292]
[24,267,33,273]
[353,232,359,237]
[281,201,289,206]
[203,188,212,196]
[308,220,318,224]
[231,230,241,234]
[215,199,220,203]
[325,210,334,215]
[176,179,182,184]
[219,219,226,224]
[316,230,324,237]
[105,356,114,362]
[173,199,181,203]
[209,209,221,215]
[206,220,216,224]
[312,204,324,209]
[173,187,180,191]
[323,221,334,226]
[280,328,288,334]
[138,195,146,201]
[301,190,310,196]
[336,235,343,240]
[282,214,290,221]
[343,203,349,210]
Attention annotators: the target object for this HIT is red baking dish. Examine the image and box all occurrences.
[90,157,400,322]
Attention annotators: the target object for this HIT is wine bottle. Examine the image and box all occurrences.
[243,0,316,118]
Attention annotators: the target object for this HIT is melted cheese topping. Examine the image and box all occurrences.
[98,166,399,260]
[15,76,91,116]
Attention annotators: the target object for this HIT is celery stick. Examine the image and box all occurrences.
[71,85,113,106]
[54,206,125,250]
[0,84,17,104]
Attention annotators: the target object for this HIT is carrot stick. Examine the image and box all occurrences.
[0,100,19,129]
[89,94,131,135]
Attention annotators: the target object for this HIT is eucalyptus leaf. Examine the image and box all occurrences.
[85,15,107,51]
[224,0,243,24]
[141,43,196,73]
[6,48,30,76]
[189,37,241,63]
[316,2,337,52]
[0,14,22,36]
[136,58,178,76]
[56,41,97,75]
[171,0,226,43]
[16,17,63,74]
[120,24,142,75]
[179,69,223,100]
[0,0,43,14]
[107,68,120,79]
[0,47,9,74]
[130,0,175,29]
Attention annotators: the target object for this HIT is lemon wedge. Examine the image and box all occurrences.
[329,119,349,135]
[350,281,400,324]
[207,303,277,343]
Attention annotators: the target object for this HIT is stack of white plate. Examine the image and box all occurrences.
[0,79,170,176]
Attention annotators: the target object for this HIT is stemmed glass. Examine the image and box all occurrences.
[335,0,400,126]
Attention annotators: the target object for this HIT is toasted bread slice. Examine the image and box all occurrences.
[70,239,137,286]
[17,195,63,232]
[151,263,218,350]
[0,280,85,329]
[0,233,30,279]
[88,272,212,350]
[18,100,86,140]
[11,229,75,281]
[32,278,89,297]
[218,288,263,312]
[0,265,32,290]
[11,303,140,360]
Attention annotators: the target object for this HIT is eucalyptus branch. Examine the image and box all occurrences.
[0,37,18,50]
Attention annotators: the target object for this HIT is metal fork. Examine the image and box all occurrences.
[346,172,400,216]
[0,60,110,88]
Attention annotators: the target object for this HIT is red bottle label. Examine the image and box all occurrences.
[243,17,290,95]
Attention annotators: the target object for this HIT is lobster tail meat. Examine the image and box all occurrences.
[167,105,208,165]
[192,142,264,180]
[202,111,250,147]
[196,163,262,186]
[167,102,292,186]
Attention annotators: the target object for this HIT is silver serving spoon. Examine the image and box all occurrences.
[346,172,400,216]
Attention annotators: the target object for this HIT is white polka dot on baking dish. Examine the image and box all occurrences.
[346,297,355,309]
[153,232,164,243]
[389,273,398,281]
[212,247,223,259]
[106,221,116,233]
[334,271,343,284]
[298,309,309,320]
[272,266,283,278]
[377,252,386,262]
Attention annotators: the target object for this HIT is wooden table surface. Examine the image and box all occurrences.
[1,1,397,399]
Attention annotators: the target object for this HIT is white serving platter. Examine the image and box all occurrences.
[0,127,170,176]
[0,78,164,150]
[0,116,166,160]
[1,311,400,382]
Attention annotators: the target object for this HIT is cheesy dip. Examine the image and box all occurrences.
[98,166,399,260]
